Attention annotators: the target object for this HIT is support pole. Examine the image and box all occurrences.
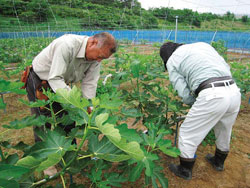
[211,30,217,43]
[175,16,178,42]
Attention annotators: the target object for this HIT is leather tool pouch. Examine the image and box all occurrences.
[36,80,49,111]
[20,65,32,89]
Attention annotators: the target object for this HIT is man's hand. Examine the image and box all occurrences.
[87,106,93,114]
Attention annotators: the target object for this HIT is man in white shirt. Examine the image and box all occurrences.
[26,32,117,142]
[160,42,241,180]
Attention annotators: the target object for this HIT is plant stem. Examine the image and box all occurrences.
[77,154,93,160]
[54,109,64,116]
[0,129,10,136]
[151,148,159,152]
[60,174,66,188]
[90,182,94,188]
[31,178,47,187]
[62,157,66,167]
[88,127,99,130]
[49,102,57,129]
[136,78,143,116]
[147,145,150,153]
[64,125,89,166]
[44,106,50,111]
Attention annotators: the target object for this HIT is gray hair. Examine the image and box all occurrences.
[93,32,117,54]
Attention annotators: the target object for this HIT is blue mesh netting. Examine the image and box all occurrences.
[0,30,250,50]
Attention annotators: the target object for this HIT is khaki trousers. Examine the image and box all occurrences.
[179,83,241,158]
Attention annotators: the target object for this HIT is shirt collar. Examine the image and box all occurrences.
[76,36,89,58]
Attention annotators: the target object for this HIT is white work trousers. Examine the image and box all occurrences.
[178,83,241,158]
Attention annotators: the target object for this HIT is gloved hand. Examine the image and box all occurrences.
[87,106,93,114]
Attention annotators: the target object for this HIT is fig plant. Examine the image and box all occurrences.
[0,85,179,187]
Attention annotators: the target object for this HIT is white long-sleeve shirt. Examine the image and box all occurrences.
[32,34,100,99]
[167,42,232,105]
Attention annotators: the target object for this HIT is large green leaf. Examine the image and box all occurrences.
[168,102,178,112]
[3,115,47,129]
[16,156,45,183]
[143,132,157,149]
[67,108,88,126]
[116,123,143,143]
[55,86,89,109]
[142,152,158,176]
[105,173,128,187]
[128,162,144,182]
[143,158,154,177]
[0,141,12,149]
[16,156,42,170]
[27,130,73,160]
[91,98,100,108]
[1,154,19,165]
[0,79,26,94]
[19,131,75,172]
[63,151,91,175]
[95,113,121,143]
[36,153,62,172]
[121,107,143,118]
[0,141,30,152]
[88,135,131,162]
[99,93,123,109]
[130,60,140,78]
[19,98,49,108]
[0,164,29,180]
[160,146,180,158]
[0,179,19,188]
[112,138,144,161]
[95,113,144,160]
[157,139,172,149]
[13,142,31,152]
[97,153,131,163]
[151,166,168,188]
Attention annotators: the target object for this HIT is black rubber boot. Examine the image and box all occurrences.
[206,148,228,171]
[169,157,195,180]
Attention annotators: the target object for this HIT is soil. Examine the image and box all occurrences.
[0,91,249,188]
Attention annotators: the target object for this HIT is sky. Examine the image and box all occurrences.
[137,0,250,15]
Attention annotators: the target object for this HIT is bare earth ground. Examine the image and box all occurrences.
[0,50,249,187]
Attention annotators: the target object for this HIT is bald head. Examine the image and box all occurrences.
[93,32,117,54]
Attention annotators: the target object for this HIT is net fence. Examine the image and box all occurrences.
[1,29,250,51]
[0,0,250,52]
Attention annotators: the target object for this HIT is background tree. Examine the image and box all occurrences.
[224,11,235,21]
[241,15,248,23]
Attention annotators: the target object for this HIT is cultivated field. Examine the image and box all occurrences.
[0,41,249,188]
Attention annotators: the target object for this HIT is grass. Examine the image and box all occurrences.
[201,19,250,31]
[0,16,83,32]
[1,15,249,32]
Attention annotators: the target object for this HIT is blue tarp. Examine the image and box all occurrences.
[0,30,250,50]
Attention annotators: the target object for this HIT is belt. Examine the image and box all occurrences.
[29,66,42,82]
[195,76,235,96]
